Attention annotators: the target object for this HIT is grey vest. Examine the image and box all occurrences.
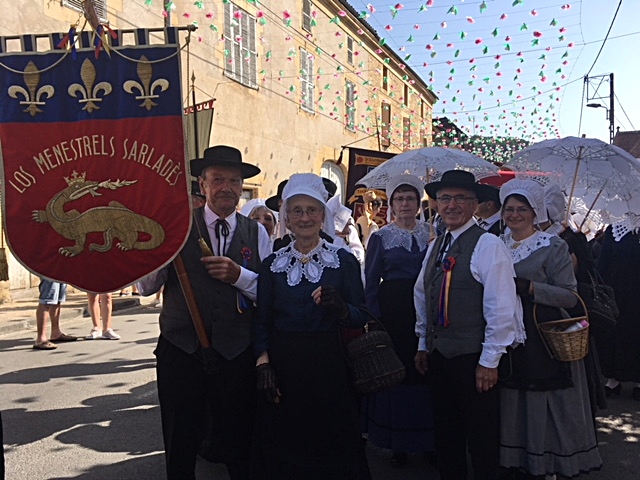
[160,209,261,359]
[424,225,486,359]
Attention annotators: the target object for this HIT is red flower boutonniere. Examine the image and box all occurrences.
[241,247,252,262]
[442,256,456,272]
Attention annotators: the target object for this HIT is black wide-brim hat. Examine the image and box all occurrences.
[190,145,261,179]
[476,183,501,205]
[265,177,338,212]
[424,170,484,200]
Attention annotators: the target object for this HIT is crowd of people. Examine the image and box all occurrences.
[25,144,640,480]
[140,145,640,480]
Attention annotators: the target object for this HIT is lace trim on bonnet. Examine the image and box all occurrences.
[611,214,640,242]
[377,221,430,252]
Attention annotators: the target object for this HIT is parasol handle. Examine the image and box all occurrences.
[579,186,604,231]
[565,148,583,226]
[173,254,211,349]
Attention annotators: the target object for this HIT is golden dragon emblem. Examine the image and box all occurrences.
[32,171,165,257]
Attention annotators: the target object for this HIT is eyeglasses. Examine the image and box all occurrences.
[503,207,532,215]
[392,196,418,204]
[288,207,323,219]
[436,195,476,205]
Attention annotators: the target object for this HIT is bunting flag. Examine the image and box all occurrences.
[0,28,191,293]
[141,0,583,154]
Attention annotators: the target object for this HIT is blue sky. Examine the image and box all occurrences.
[349,0,639,143]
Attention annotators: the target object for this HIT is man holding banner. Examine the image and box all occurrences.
[139,145,270,480]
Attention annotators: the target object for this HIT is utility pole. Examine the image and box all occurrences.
[585,73,615,144]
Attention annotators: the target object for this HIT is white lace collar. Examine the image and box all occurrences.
[501,230,552,263]
[612,214,640,242]
[271,239,341,286]
[377,221,430,253]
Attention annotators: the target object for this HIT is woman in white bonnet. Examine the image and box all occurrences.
[240,199,277,239]
[253,173,370,478]
[498,179,602,480]
[362,173,435,467]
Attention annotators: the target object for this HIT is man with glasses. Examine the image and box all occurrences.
[413,170,523,480]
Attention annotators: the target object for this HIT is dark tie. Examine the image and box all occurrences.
[435,232,452,267]
[479,220,489,230]
[215,218,230,256]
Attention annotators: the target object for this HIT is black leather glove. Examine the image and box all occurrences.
[320,286,350,321]
[256,363,280,404]
[514,277,531,297]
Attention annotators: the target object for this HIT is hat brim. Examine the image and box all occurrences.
[424,180,484,200]
[265,195,280,212]
[190,158,261,178]
[476,184,500,204]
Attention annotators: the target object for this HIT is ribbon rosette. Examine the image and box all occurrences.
[237,246,253,313]
[438,256,456,327]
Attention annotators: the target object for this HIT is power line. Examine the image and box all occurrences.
[586,0,623,76]
[577,76,587,136]
[614,92,636,130]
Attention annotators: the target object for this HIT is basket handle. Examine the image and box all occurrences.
[533,290,588,359]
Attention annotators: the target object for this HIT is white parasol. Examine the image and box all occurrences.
[504,136,640,223]
[356,147,500,190]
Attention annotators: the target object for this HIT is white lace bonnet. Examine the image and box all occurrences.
[240,198,266,217]
[385,173,425,223]
[278,173,335,240]
[327,194,354,231]
[500,178,548,224]
[544,183,566,223]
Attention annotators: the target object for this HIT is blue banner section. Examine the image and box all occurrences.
[0,43,182,123]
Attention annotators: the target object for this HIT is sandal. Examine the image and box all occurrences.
[50,333,78,343]
[33,341,58,350]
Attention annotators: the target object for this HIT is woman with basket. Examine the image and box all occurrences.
[362,173,435,467]
[253,173,370,479]
[498,179,602,479]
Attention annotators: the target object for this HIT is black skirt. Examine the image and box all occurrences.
[255,330,364,480]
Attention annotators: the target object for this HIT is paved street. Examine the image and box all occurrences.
[0,300,638,479]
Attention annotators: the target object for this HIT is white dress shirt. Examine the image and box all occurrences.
[478,210,502,231]
[414,218,522,368]
[138,205,271,302]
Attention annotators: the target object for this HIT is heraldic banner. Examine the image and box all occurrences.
[0,28,191,293]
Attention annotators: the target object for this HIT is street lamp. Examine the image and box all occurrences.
[586,103,614,144]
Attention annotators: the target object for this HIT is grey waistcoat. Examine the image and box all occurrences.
[159,209,261,359]
[424,225,486,359]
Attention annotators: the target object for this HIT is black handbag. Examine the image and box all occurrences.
[345,320,406,396]
[577,271,619,330]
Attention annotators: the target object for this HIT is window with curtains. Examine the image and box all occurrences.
[300,48,315,113]
[224,3,258,89]
[63,0,107,21]
[381,102,391,147]
[403,117,411,150]
[347,35,354,65]
[302,0,313,33]
[345,80,356,131]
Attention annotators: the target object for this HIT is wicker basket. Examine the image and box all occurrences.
[534,292,589,362]
[347,329,406,395]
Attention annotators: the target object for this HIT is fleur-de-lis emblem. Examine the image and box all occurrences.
[8,61,55,116]
[68,58,112,113]
[123,56,169,111]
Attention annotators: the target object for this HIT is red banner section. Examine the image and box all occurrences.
[0,31,190,292]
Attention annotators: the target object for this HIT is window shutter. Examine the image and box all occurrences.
[347,36,354,65]
[64,0,107,22]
